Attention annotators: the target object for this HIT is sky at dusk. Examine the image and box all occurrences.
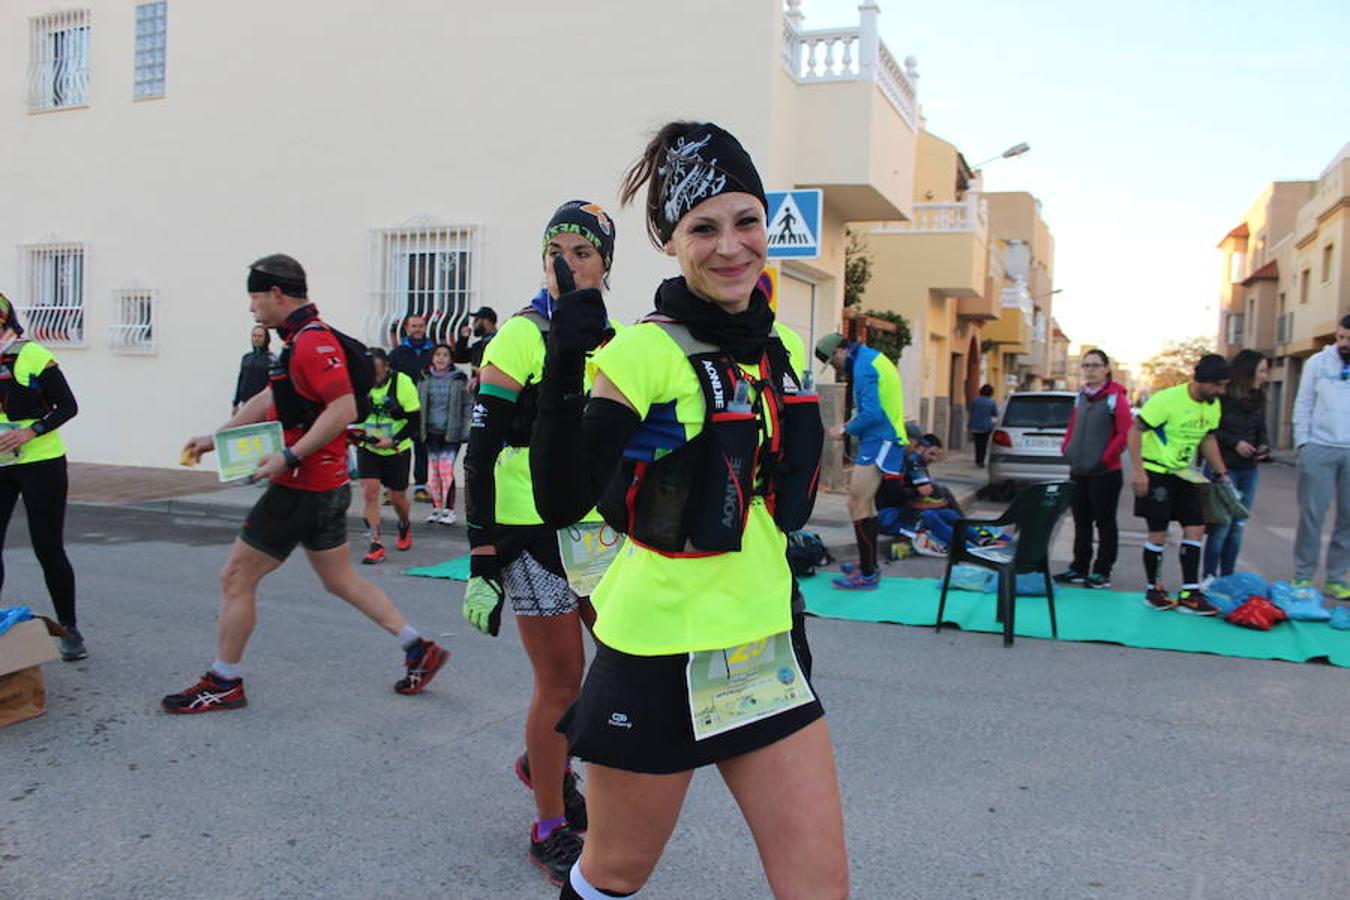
[808,0,1350,365]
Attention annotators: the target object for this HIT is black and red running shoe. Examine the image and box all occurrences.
[528,823,583,887]
[395,521,412,551]
[161,671,247,714]
[394,640,449,695]
[362,541,386,564]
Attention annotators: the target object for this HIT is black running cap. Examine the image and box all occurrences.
[470,306,497,322]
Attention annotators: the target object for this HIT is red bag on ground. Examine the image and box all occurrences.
[1226,595,1284,631]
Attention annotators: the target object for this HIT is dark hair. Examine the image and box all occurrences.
[919,433,943,449]
[369,347,389,363]
[979,384,994,397]
[1340,313,1350,329]
[620,121,702,249]
[1226,348,1268,404]
[1083,348,1112,381]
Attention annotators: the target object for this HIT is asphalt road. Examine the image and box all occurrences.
[1,494,1347,899]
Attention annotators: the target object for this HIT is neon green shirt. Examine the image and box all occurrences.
[362,370,420,456]
[588,321,806,657]
[1137,383,1220,473]
[0,343,67,464]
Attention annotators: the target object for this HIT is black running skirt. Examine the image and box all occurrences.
[558,639,824,775]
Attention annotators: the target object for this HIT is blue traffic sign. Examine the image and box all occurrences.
[765,189,822,259]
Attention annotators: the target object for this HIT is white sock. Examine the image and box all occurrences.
[397,625,421,649]
[211,660,242,681]
[569,862,637,898]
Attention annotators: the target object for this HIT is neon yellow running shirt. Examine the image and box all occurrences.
[588,321,807,656]
[1137,383,1220,473]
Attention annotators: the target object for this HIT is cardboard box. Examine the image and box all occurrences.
[0,616,64,729]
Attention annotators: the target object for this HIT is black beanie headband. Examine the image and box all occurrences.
[543,200,616,270]
[656,124,767,242]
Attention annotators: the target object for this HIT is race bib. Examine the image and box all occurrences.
[557,522,623,596]
[0,423,23,467]
[214,421,284,482]
[686,631,814,742]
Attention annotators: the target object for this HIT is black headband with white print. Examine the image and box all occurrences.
[656,124,767,242]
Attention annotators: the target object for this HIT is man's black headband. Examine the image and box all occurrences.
[247,268,307,298]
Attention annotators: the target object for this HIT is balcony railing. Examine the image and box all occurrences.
[1001,281,1033,316]
[871,196,988,235]
[781,2,919,129]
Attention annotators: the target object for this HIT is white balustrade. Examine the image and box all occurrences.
[781,3,918,130]
[869,197,988,235]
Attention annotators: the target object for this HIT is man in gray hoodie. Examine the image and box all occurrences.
[1292,313,1350,600]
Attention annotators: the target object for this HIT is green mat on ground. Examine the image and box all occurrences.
[801,576,1350,667]
[406,555,471,581]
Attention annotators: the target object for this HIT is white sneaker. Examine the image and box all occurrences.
[442,509,457,526]
[427,509,443,524]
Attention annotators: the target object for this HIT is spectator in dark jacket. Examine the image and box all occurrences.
[453,306,498,378]
[232,325,274,413]
[1056,349,1133,588]
[1204,349,1270,579]
[389,315,436,500]
[968,384,998,467]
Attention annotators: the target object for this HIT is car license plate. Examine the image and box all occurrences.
[1025,436,1060,450]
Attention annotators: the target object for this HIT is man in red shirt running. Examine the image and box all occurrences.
[163,254,448,713]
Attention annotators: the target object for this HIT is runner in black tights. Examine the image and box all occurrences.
[0,292,82,659]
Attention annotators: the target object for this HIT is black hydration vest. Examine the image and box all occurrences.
[597,317,824,556]
[270,322,375,429]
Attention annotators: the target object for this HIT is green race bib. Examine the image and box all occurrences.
[215,421,284,482]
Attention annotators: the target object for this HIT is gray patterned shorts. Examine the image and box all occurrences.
[503,550,579,617]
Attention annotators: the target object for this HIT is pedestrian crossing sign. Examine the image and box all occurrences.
[765,189,822,259]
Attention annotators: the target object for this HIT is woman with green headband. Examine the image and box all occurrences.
[461,200,618,887]
[0,292,84,660]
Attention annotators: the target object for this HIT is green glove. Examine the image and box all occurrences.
[463,576,505,636]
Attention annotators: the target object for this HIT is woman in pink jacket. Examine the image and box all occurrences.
[1055,349,1133,588]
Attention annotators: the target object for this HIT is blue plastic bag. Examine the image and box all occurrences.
[1268,581,1332,621]
[1207,573,1268,615]
[0,606,34,636]
[949,564,995,592]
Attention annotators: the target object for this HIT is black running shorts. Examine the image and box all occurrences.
[241,482,351,561]
[558,639,824,775]
[1133,471,1204,531]
[356,447,411,491]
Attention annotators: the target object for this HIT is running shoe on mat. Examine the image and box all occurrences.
[1143,587,1177,611]
[1176,590,1219,616]
[831,570,880,590]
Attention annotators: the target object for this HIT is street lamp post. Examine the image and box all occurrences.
[972,142,1031,170]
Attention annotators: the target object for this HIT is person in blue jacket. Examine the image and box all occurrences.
[817,332,907,589]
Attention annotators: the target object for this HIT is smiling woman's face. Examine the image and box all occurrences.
[665,192,767,313]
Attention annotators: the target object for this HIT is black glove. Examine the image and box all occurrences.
[469,551,501,581]
[549,256,608,357]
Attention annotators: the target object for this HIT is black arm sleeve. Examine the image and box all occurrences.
[452,334,471,364]
[463,391,515,549]
[530,375,640,527]
[392,409,420,446]
[32,365,78,435]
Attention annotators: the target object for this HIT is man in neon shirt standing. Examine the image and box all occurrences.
[1127,354,1232,615]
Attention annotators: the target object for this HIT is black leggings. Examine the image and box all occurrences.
[1070,469,1122,577]
[0,456,77,627]
[972,431,991,466]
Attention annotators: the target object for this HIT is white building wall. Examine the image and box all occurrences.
[2,0,794,466]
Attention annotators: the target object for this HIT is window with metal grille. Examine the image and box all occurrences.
[108,289,156,354]
[367,221,480,349]
[134,2,167,99]
[19,243,87,347]
[26,9,90,111]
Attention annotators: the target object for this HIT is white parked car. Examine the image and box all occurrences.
[987,391,1075,485]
